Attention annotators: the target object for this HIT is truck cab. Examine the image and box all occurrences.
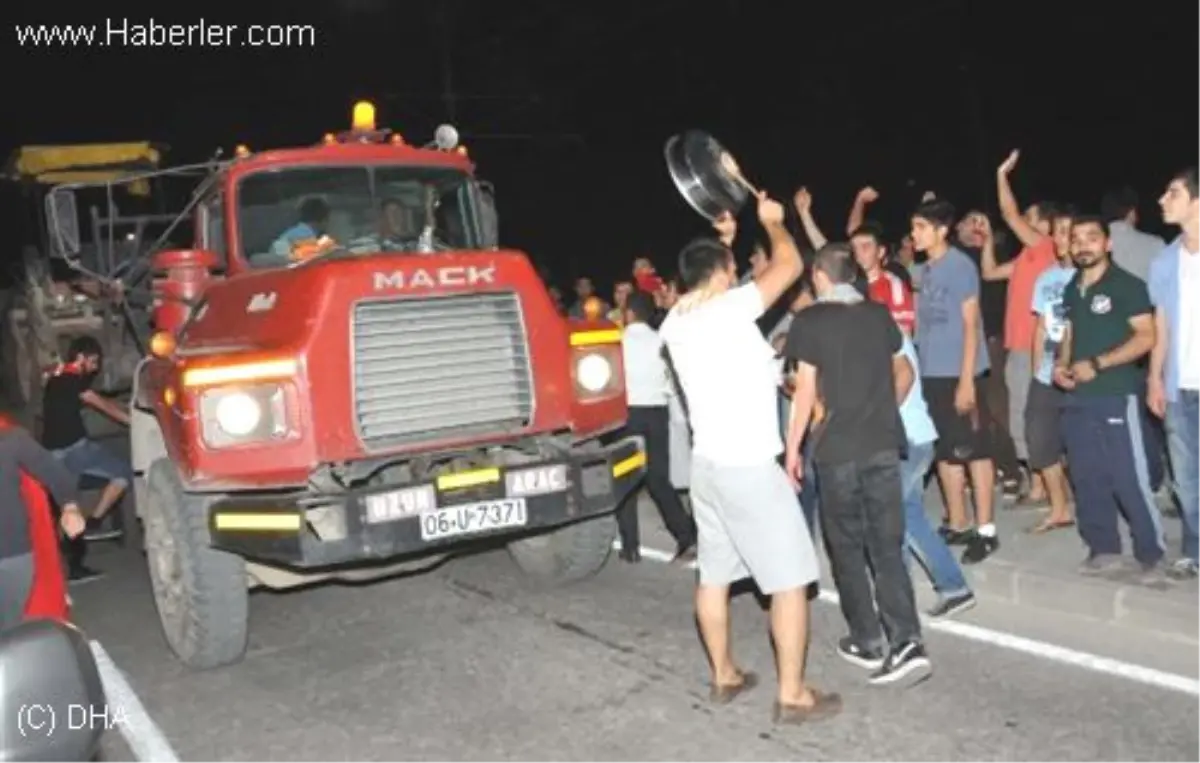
[114,102,645,670]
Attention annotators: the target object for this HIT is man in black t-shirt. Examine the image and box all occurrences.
[41,336,132,583]
[783,243,929,686]
[954,212,1023,495]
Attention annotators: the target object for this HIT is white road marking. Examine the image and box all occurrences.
[89,641,179,762]
[618,542,1200,698]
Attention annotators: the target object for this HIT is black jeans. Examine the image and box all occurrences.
[817,449,921,650]
[618,406,696,551]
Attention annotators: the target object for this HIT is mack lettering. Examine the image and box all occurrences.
[373,264,496,291]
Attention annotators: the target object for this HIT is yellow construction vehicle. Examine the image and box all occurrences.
[2,142,184,412]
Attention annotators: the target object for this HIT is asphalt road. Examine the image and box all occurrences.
[72,538,1198,762]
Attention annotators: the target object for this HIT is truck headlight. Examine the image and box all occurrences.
[199,385,289,448]
[576,352,613,393]
[571,344,622,399]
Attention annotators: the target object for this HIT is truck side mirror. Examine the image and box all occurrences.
[44,188,81,258]
[477,181,498,250]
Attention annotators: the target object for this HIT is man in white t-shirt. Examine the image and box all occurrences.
[659,194,840,726]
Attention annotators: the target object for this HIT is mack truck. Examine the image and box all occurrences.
[43,102,647,670]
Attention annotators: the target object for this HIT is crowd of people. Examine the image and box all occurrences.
[580,156,1198,721]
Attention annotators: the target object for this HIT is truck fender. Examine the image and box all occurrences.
[130,406,168,477]
[130,356,168,477]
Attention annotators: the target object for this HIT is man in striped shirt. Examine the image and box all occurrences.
[852,223,916,334]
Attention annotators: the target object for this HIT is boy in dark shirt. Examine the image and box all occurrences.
[40,336,132,582]
[0,426,85,629]
[783,243,929,686]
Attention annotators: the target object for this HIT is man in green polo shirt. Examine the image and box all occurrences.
[1053,215,1165,580]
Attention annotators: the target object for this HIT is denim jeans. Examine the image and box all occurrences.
[901,441,971,597]
[1165,390,1199,562]
[816,450,921,650]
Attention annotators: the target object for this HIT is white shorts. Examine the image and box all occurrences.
[690,456,820,595]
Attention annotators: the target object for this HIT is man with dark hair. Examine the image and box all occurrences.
[41,335,132,582]
[1026,206,1079,533]
[271,197,331,257]
[912,199,999,564]
[1103,186,1166,283]
[987,151,1062,505]
[568,276,608,319]
[616,290,696,563]
[660,197,839,725]
[1148,167,1200,579]
[1054,215,1164,580]
[953,208,1023,498]
[849,224,916,334]
[784,241,930,684]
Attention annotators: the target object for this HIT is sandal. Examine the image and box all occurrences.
[773,689,844,724]
[710,671,759,704]
[1028,518,1075,534]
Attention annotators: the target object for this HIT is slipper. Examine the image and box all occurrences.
[1028,518,1075,534]
[710,671,759,704]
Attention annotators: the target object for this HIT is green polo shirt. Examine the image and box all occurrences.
[1062,263,1152,396]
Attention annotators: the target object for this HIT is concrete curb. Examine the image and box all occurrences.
[961,559,1199,643]
[630,496,1198,645]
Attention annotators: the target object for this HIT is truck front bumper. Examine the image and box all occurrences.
[206,435,646,568]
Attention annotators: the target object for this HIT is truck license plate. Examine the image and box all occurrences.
[419,498,528,541]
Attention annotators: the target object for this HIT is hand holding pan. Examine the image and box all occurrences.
[664,130,754,221]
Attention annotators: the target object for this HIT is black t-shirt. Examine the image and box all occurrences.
[40,372,95,449]
[784,300,905,466]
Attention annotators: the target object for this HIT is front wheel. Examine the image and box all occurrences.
[507,513,617,586]
[143,459,248,670]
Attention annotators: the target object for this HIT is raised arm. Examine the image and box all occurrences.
[997,150,1044,249]
[845,186,879,235]
[792,187,828,250]
[753,194,805,308]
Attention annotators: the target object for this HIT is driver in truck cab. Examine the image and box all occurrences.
[270,197,331,258]
[40,336,133,583]
[379,196,419,249]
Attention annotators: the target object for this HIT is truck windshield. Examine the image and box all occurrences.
[237,165,475,268]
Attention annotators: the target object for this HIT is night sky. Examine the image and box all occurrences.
[3,0,1197,292]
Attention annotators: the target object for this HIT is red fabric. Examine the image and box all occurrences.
[867,270,916,335]
[0,416,70,623]
[634,272,663,295]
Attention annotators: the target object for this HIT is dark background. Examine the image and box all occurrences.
[2,0,1196,292]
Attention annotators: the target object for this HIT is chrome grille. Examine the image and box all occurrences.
[352,292,534,451]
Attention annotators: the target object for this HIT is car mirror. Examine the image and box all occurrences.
[0,619,106,762]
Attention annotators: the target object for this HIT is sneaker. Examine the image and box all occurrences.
[68,565,104,584]
[928,591,976,619]
[938,526,974,546]
[836,637,885,670]
[1077,553,1126,576]
[868,641,932,686]
[83,516,122,542]
[1166,558,1199,581]
[1117,560,1172,589]
[960,533,999,564]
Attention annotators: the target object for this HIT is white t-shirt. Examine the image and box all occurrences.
[658,283,782,466]
[621,322,670,406]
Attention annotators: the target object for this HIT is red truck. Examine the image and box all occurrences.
[47,102,646,670]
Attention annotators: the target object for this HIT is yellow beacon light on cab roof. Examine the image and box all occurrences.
[352,101,376,132]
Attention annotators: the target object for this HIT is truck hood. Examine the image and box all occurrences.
[176,250,585,470]
[181,251,536,356]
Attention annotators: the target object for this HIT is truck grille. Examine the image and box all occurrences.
[351,292,534,451]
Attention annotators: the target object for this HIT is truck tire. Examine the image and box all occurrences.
[507,513,617,585]
[143,459,248,670]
